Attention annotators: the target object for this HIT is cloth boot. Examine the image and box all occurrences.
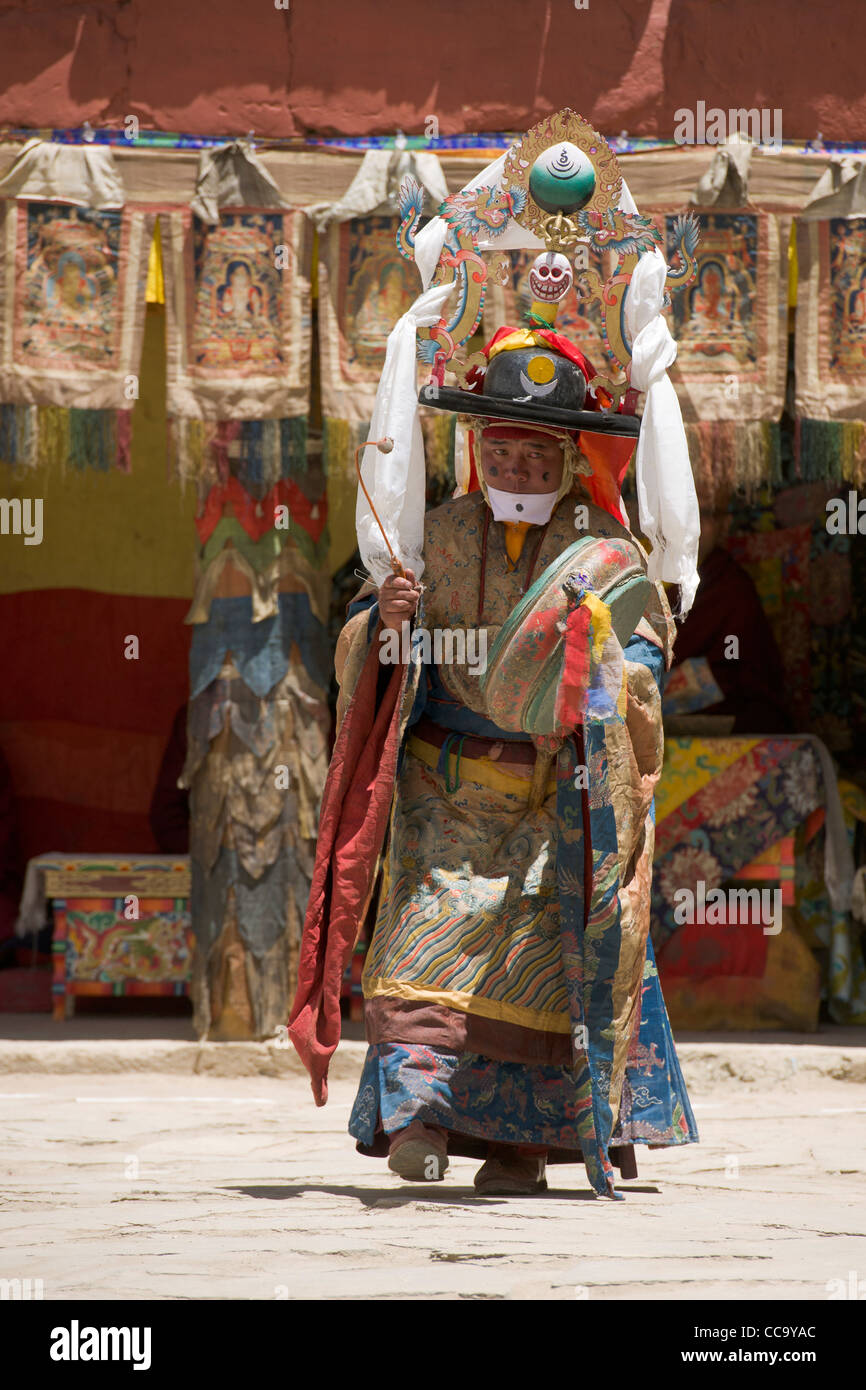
[474,1142,548,1195]
[387,1119,449,1181]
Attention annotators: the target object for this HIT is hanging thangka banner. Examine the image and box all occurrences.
[0,198,152,468]
[164,206,311,416]
[317,215,454,497]
[655,210,789,422]
[795,217,866,483]
[159,204,312,482]
[318,215,419,424]
[647,209,790,503]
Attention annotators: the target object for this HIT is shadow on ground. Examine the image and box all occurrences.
[229,1182,661,1207]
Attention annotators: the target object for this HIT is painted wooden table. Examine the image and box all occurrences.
[20,855,193,1021]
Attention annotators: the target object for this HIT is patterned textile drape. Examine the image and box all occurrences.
[0,143,153,470]
[653,734,866,1026]
[159,156,330,1036]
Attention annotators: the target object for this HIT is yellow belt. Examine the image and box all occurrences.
[406,734,556,799]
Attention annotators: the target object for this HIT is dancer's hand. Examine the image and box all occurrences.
[378,569,421,632]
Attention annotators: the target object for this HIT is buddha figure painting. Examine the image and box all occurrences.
[191,213,284,374]
[217,260,265,324]
[672,213,757,372]
[17,205,120,369]
[340,218,418,375]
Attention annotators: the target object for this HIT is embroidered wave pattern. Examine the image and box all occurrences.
[362,752,570,1027]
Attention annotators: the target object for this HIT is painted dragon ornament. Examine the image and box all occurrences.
[397,174,524,380]
[397,108,700,407]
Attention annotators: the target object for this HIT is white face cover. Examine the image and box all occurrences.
[485,485,559,525]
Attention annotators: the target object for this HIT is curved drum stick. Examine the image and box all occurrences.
[353,437,407,578]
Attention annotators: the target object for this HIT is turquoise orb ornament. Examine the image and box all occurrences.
[528,142,596,214]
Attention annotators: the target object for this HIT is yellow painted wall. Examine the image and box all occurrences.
[327,468,360,575]
[0,306,196,599]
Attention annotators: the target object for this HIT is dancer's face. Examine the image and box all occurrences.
[480,434,564,494]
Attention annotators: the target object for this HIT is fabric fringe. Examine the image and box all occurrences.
[69,409,113,471]
[0,404,36,469]
[172,418,216,489]
[323,415,366,490]
[279,416,309,484]
[37,407,70,469]
[796,419,866,487]
[0,403,131,472]
[683,421,782,508]
[116,409,133,472]
[324,412,456,505]
[167,415,309,493]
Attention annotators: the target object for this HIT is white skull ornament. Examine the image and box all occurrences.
[527,251,573,304]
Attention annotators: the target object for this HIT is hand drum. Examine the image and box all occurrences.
[481,534,651,736]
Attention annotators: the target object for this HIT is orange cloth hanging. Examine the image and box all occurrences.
[503,520,532,566]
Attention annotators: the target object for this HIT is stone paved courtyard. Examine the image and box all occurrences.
[1,1058,864,1301]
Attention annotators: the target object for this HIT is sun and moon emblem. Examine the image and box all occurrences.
[519,353,558,397]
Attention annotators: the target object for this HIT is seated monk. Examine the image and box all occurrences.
[670,504,793,735]
[148,705,190,854]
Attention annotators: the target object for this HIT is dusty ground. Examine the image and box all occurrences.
[1,1066,864,1301]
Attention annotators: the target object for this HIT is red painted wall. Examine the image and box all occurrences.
[0,0,863,142]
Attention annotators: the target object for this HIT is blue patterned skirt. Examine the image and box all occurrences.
[347,1041,690,1173]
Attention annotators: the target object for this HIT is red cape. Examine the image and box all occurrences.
[287,630,410,1104]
